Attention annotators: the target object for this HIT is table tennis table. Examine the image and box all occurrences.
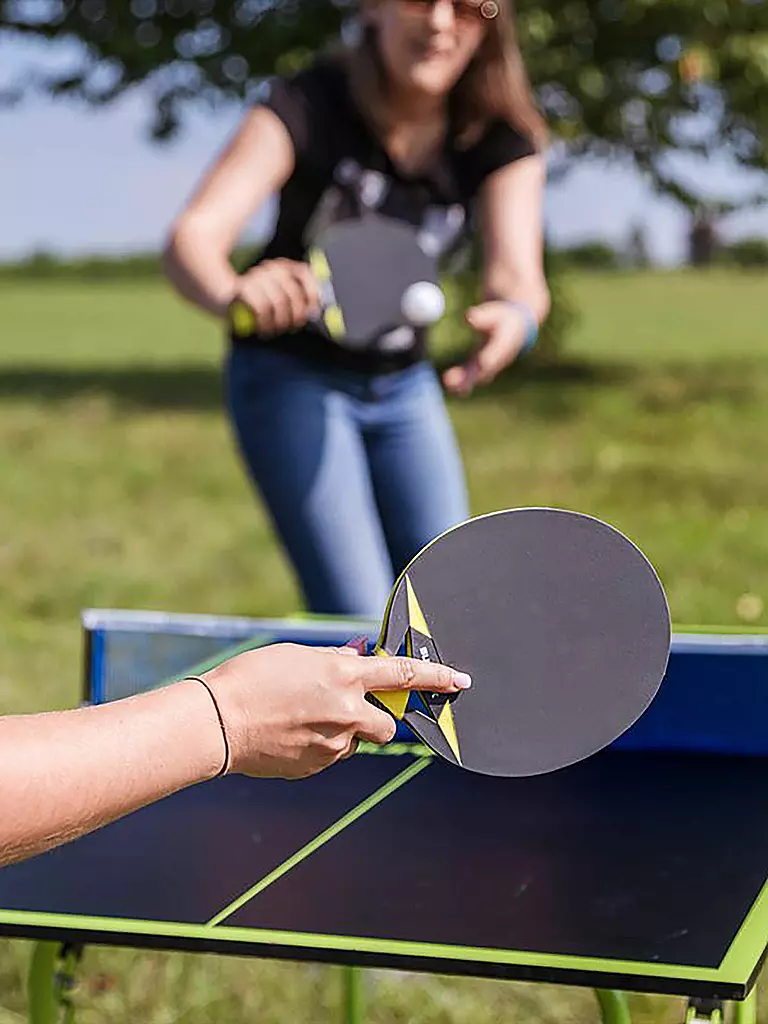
[1,608,767,1024]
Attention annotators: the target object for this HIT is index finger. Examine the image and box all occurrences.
[474,334,516,384]
[360,655,472,693]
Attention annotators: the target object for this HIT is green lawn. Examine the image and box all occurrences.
[0,269,766,1022]
[566,269,768,363]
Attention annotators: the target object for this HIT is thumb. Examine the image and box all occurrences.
[465,302,501,334]
[442,361,478,397]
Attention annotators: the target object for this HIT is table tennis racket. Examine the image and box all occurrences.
[229,214,445,350]
[367,508,671,778]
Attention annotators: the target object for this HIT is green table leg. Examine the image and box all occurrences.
[28,943,59,1024]
[27,942,82,1024]
[343,965,364,1024]
[596,989,632,1024]
[734,989,757,1024]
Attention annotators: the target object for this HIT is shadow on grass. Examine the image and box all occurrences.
[0,359,620,414]
[0,356,762,416]
[443,354,762,414]
[0,364,224,411]
[437,356,637,421]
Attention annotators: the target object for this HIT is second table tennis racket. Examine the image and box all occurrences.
[229,215,445,350]
[367,508,671,778]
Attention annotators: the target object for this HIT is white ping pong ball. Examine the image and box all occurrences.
[401,282,446,326]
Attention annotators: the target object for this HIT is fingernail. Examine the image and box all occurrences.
[455,672,472,689]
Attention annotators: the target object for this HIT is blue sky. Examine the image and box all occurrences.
[2,33,767,266]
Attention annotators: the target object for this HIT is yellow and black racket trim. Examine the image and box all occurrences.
[307,246,346,340]
[369,574,463,767]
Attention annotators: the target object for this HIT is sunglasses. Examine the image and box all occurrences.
[398,0,500,22]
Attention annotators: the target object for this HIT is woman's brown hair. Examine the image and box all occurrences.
[338,0,547,150]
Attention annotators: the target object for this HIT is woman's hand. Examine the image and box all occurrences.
[233,259,321,335]
[442,300,534,397]
[203,643,472,779]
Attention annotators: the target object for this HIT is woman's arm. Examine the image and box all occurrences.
[478,153,551,320]
[0,643,470,867]
[162,106,296,318]
[0,679,225,866]
[443,154,551,396]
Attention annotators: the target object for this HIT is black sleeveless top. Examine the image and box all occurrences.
[234,56,536,375]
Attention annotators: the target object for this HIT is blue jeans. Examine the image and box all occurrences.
[224,345,470,618]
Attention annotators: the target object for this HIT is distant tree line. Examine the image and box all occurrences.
[3,227,767,284]
[553,228,768,270]
[0,246,261,282]
[0,250,164,281]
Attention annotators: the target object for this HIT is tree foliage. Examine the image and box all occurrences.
[2,0,767,211]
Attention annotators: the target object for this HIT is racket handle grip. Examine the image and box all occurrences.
[227,291,340,339]
[368,647,410,720]
[229,300,257,337]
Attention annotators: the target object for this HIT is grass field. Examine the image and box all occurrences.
[0,269,766,1022]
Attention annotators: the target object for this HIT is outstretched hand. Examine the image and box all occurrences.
[203,643,472,779]
[442,301,534,397]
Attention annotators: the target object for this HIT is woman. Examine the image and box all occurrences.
[164,0,550,618]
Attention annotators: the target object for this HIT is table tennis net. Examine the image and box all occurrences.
[82,611,768,758]
[82,609,378,705]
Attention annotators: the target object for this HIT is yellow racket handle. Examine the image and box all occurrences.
[229,300,257,337]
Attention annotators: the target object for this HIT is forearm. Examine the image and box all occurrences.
[482,265,551,323]
[478,156,551,326]
[162,106,295,319]
[0,680,225,866]
[163,225,241,319]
